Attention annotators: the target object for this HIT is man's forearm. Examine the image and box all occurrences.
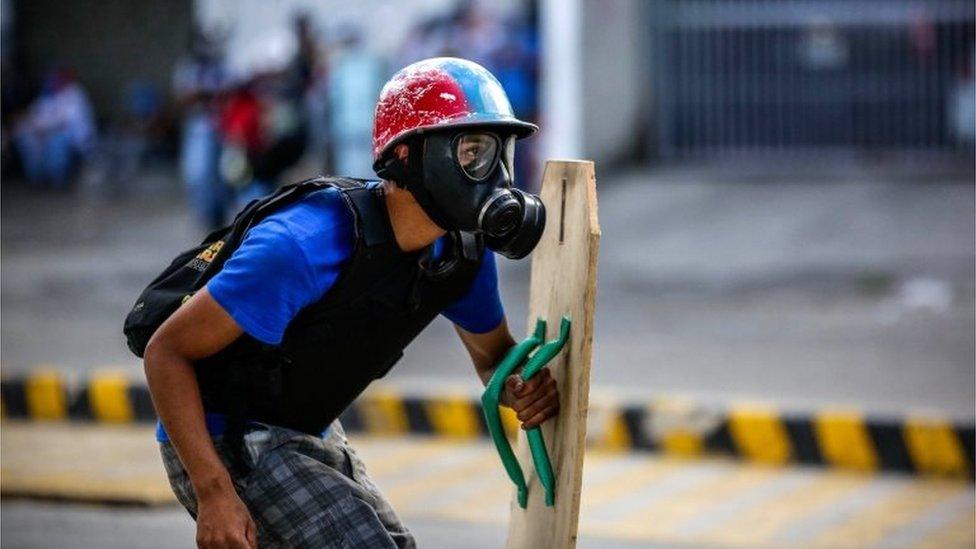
[144,344,234,499]
[474,338,516,386]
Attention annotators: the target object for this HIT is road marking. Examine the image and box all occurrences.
[728,405,792,465]
[585,460,729,524]
[25,369,66,420]
[382,451,498,508]
[880,491,976,547]
[815,410,878,471]
[700,471,870,545]
[358,391,409,435]
[915,504,976,549]
[353,436,462,477]
[577,456,680,514]
[89,372,133,423]
[811,479,967,547]
[424,395,481,439]
[771,476,904,545]
[596,462,782,539]
[369,442,489,489]
[675,468,817,538]
[904,417,969,477]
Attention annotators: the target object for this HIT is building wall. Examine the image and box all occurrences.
[14,0,192,123]
[581,0,649,165]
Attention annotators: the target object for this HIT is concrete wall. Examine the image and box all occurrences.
[580,0,648,166]
[14,0,192,123]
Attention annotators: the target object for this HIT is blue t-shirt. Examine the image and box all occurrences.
[156,182,504,442]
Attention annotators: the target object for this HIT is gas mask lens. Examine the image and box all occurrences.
[456,133,498,180]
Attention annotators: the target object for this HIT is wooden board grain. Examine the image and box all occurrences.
[507,160,600,549]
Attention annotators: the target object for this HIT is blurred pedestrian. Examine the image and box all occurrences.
[12,67,94,188]
[295,14,333,173]
[327,26,384,178]
[173,26,232,230]
[489,13,540,190]
[222,27,308,208]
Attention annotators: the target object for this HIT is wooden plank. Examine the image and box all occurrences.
[507,160,600,548]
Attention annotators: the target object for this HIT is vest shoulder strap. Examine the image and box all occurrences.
[343,184,394,248]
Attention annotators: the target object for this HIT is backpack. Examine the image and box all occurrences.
[122,176,370,358]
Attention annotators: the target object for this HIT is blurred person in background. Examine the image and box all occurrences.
[221,26,309,208]
[950,43,975,145]
[444,0,503,66]
[296,14,334,174]
[488,11,540,190]
[327,25,384,178]
[12,66,95,188]
[1,53,33,178]
[173,26,232,230]
[99,78,167,188]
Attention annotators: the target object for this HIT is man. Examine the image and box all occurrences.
[144,58,556,548]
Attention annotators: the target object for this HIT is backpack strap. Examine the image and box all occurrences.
[209,176,375,275]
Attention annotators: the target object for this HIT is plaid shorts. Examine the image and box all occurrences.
[160,421,415,548]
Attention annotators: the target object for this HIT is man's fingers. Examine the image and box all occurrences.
[522,401,560,429]
[516,383,558,422]
[512,378,557,412]
[245,518,258,549]
[512,367,550,398]
[511,368,552,399]
[505,374,525,396]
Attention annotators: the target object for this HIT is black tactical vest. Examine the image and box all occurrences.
[195,179,484,436]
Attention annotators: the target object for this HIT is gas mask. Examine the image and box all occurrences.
[378,130,545,260]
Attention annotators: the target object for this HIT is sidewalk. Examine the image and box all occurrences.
[2,422,973,547]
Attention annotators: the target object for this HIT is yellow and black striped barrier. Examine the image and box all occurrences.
[2,371,972,480]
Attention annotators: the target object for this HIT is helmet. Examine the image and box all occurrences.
[371,57,537,168]
[371,57,545,260]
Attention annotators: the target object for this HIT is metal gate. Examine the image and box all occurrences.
[649,0,975,156]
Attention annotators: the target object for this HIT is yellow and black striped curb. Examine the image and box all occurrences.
[2,370,973,479]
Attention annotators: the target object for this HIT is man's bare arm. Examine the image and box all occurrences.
[454,319,560,429]
[143,287,256,548]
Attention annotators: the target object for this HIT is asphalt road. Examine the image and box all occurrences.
[0,501,668,549]
[3,424,972,548]
[1,164,973,417]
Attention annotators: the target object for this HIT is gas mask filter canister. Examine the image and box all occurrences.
[385,130,545,260]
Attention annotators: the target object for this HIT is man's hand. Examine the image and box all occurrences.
[455,319,561,430]
[196,487,258,549]
[501,367,559,429]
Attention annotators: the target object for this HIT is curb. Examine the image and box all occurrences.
[2,370,973,480]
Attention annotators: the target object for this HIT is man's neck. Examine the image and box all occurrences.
[382,181,446,252]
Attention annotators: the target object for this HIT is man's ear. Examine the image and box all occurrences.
[395,143,409,163]
[376,142,412,185]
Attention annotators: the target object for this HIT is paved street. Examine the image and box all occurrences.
[2,165,973,417]
[2,423,973,548]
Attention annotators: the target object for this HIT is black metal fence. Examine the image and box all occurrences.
[649,0,975,156]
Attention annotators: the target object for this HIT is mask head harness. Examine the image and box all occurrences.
[375,128,545,260]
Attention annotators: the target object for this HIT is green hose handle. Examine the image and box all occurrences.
[481,316,571,508]
[518,316,571,507]
[481,318,545,508]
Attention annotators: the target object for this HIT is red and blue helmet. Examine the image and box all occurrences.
[372,57,537,169]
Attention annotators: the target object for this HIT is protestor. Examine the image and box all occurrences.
[221,28,309,209]
[12,67,95,188]
[173,27,232,230]
[133,57,557,548]
[327,26,384,178]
